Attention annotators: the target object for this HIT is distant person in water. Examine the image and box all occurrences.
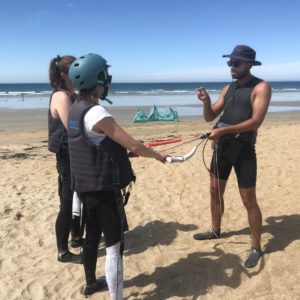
[48,55,84,263]
[194,45,271,268]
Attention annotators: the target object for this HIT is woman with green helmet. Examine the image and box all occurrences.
[67,53,168,299]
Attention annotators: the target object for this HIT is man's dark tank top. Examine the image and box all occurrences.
[220,76,263,143]
[48,92,76,153]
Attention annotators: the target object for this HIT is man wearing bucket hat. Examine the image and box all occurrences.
[194,45,271,268]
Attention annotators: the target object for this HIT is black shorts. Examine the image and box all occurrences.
[210,138,257,188]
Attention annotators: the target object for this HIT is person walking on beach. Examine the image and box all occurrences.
[48,55,84,263]
[194,45,271,268]
[67,53,168,298]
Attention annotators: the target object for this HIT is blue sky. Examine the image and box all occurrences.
[1,0,300,83]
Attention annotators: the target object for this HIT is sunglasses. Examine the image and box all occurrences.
[227,61,243,68]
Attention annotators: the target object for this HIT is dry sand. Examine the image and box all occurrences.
[1,108,300,300]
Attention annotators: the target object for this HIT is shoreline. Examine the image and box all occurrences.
[1,108,300,146]
[1,105,300,131]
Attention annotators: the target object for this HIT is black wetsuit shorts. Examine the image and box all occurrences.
[210,137,257,189]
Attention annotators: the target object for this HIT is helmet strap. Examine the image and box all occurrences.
[100,72,112,104]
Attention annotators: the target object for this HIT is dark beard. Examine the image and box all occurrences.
[231,69,249,80]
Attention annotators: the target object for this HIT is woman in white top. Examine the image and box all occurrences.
[68,53,168,299]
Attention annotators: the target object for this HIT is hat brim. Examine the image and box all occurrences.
[222,54,262,66]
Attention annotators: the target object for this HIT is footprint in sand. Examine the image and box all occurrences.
[26,279,47,299]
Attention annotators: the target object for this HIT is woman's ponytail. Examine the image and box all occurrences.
[49,55,75,92]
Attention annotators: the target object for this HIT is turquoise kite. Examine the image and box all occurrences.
[133,105,179,123]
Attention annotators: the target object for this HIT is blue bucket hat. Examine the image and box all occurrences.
[222,45,262,66]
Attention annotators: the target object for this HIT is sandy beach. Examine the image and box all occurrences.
[1,107,300,300]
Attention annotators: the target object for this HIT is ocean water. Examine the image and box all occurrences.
[0,82,300,116]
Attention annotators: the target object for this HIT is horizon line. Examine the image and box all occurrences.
[1,80,300,85]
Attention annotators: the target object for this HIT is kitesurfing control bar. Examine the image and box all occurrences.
[166,133,210,163]
[128,133,210,161]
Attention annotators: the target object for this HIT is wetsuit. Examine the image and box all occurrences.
[210,76,263,188]
[48,92,81,253]
[67,100,135,298]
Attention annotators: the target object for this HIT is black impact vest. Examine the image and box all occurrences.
[67,100,135,193]
[48,92,76,153]
[220,76,263,143]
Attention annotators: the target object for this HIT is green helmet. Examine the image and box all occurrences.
[69,53,110,90]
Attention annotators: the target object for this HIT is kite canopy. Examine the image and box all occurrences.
[133,105,179,123]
